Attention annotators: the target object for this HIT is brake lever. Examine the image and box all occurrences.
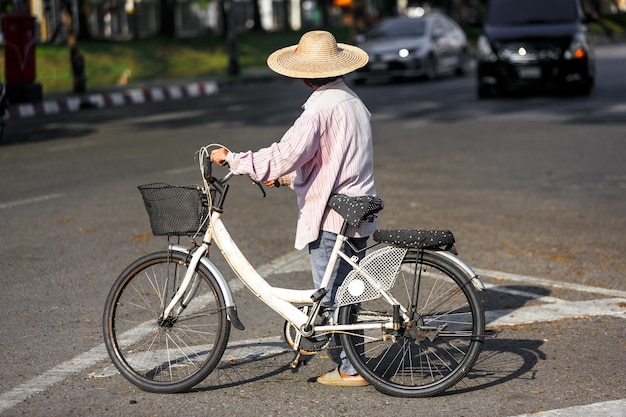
[253,179,267,198]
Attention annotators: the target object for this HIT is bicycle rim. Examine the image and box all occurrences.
[103,251,230,393]
[339,250,485,397]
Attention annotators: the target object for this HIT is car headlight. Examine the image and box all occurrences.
[564,33,589,60]
[398,48,418,58]
[477,35,497,62]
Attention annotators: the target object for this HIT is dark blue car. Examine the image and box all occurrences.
[476,0,596,97]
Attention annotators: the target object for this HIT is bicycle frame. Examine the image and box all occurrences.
[161,208,484,345]
[156,153,485,344]
[162,208,398,336]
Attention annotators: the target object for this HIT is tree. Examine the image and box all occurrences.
[160,0,176,36]
[281,0,289,30]
[60,0,86,92]
[252,0,263,31]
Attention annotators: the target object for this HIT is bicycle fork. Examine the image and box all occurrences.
[158,244,208,324]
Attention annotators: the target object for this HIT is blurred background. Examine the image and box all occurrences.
[0,0,624,94]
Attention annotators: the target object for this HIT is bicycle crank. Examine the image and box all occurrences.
[283,307,332,356]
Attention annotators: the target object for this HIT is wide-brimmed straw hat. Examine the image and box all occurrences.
[267,31,369,79]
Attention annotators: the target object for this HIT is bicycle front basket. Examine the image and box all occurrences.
[138,183,209,236]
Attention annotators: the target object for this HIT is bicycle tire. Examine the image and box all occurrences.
[338,249,485,397]
[103,250,231,393]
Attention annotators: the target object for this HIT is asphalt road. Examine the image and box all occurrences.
[0,43,625,417]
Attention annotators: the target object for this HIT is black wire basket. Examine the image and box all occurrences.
[138,183,210,236]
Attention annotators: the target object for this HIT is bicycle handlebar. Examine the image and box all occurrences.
[203,156,266,198]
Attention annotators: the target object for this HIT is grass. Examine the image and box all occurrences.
[1,27,350,94]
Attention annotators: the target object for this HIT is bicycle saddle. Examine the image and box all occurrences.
[372,229,455,250]
[327,194,384,228]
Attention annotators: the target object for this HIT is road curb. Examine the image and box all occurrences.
[6,80,220,119]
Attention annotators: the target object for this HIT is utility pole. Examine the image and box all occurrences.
[226,0,239,76]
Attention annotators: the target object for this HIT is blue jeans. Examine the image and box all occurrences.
[309,231,368,376]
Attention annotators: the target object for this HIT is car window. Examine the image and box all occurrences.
[440,18,451,31]
[364,19,426,39]
[432,19,445,37]
[487,0,579,25]
[440,17,457,33]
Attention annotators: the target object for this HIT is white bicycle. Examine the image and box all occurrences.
[103,146,486,398]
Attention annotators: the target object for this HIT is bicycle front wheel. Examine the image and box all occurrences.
[339,250,485,397]
[103,250,231,393]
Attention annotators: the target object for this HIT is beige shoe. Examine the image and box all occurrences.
[316,368,369,387]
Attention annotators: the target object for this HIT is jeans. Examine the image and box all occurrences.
[309,230,368,375]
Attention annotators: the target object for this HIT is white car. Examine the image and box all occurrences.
[351,13,470,84]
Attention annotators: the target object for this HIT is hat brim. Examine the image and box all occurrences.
[267,43,369,79]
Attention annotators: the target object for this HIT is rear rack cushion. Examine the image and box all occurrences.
[373,229,455,250]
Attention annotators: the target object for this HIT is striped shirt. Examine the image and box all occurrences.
[227,79,377,250]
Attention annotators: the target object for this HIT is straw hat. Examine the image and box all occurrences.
[267,31,369,79]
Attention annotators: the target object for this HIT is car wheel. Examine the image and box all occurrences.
[424,55,438,81]
[576,78,594,96]
[455,50,470,76]
[477,83,495,99]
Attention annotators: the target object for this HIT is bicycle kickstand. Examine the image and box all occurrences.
[290,353,304,369]
[289,353,306,369]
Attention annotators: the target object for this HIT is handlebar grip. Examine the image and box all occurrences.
[203,155,212,181]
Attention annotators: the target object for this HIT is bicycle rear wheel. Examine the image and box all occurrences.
[103,250,230,393]
[338,250,485,397]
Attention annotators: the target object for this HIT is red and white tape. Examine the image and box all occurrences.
[6,81,219,119]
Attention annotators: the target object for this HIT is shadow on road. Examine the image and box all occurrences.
[448,337,546,395]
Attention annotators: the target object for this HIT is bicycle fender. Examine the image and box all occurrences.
[424,249,486,291]
[169,244,245,330]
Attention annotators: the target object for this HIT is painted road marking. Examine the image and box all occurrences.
[93,336,287,379]
[0,344,109,412]
[485,295,626,327]
[0,193,65,210]
[476,268,626,299]
[513,399,626,417]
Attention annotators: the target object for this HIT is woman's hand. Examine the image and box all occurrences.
[210,148,229,166]
[263,175,292,188]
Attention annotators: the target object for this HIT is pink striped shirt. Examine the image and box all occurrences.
[227,79,377,249]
